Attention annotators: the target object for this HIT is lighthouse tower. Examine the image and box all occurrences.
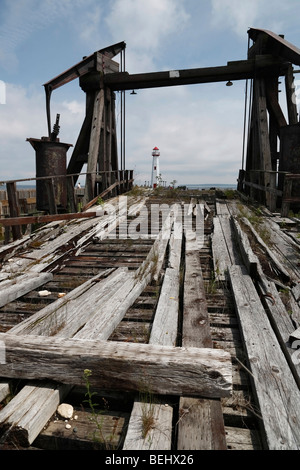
[151,146,160,188]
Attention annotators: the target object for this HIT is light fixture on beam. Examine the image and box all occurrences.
[130,90,137,95]
[226,80,233,86]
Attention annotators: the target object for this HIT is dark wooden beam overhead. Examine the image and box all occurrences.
[104,56,287,91]
[248,28,300,66]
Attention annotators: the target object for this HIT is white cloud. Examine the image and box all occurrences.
[105,0,190,72]
[0,0,92,72]
[0,83,85,180]
[210,0,300,38]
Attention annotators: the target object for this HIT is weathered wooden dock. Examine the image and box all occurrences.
[0,187,299,451]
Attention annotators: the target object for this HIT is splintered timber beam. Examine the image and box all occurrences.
[0,333,232,398]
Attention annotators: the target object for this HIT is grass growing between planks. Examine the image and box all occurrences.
[82,369,121,449]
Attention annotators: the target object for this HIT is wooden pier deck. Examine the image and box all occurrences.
[0,188,299,451]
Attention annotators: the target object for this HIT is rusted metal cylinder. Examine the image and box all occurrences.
[27,137,72,213]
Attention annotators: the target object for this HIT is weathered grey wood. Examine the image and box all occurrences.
[215,200,230,216]
[83,88,105,206]
[123,223,182,450]
[240,216,291,281]
[123,402,173,450]
[232,217,258,278]
[0,194,123,275]
[0,381,70,446]
[212,217,232,281]
[292,283,300,304]
[265,218,300,281]
[73,271,148,340]
[0,206,176,446]
[0,333,233,398]
[148,268,179,346]
[0,272,53,308]
[0,381,10,403]
[229,265,300,450]
[290,327,300,343]
[257,275,300,389]
[255,79,274,210]
[10,269,116,336]
[177,236,227,450]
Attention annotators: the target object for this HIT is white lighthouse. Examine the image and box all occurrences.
[151,146,160,188]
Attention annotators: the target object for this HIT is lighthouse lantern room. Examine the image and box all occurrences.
[151,146,160,188]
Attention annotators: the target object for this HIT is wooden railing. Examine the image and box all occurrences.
[237,169,300,216]
[0,170,134,242]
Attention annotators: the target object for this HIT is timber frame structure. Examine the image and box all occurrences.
[42,28,300,217]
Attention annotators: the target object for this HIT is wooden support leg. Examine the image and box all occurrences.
[6,182,22,240]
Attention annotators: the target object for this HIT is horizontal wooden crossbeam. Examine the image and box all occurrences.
[0,211,99,227]
[104,56,287,91]
[0,333,232,398]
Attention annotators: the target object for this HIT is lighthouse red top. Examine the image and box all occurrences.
[152,146,160,157]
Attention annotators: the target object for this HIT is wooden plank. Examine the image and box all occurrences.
[211,217,232,281]
[148,268,179,346]
[123,402,173,450]
[239,216,291,282]
[0,381,10,403]
[229,265,300,450]
[0,333,233,398]
[0,381,70,447]
[10,269,116,337]
[123,223,182,450]
[0,208,174,446]
[36,407,128,450]
[257,275,300,388]
[177,236,227,450]
[232,217,258,278]
[0,272,53,308]
[0,211,99,226]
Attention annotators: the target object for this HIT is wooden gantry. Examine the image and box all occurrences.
[41,28,299,217]
[240,28,300,214]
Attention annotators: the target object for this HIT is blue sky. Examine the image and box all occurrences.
[1,0,300,186]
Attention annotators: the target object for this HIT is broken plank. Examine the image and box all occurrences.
[0,272,53,308]
[239,216,291,282]
[0,381,70,447]
[229,265,300,450]
[0,333,233,398]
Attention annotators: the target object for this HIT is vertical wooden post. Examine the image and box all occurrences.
[255,79,273,208]
[66,175,76,213]
[83,88,105,205]
[6,182,22,240]
[285,64,298,125]
[281,174,292,217]
[45,178,57,214]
